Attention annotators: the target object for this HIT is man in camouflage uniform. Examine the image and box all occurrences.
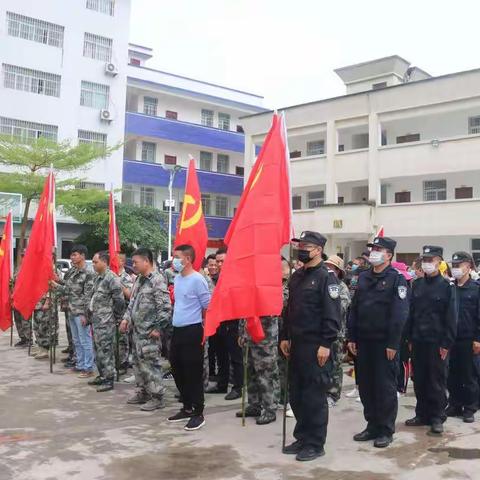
[88,251,125,392]
[12,252,32,347]
[118,253,134,370]
[237,316,280,425]
[324,255,351,406]
[52,244,95,377]
[120,247,172,411]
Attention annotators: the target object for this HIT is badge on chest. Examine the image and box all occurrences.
[328,284,340,299]
[398,286,407,299]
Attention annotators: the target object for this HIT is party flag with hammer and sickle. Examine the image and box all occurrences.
[174,157,208,271]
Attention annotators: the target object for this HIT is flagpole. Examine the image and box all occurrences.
[49,168,57,373]
[241,342,249,427]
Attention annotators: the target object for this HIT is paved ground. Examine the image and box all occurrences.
[1,326,480,480]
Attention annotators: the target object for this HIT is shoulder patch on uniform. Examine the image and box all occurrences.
[398,286,407,299]
[328,284,340,299]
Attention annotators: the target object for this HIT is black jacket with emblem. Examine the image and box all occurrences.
[281,262,341,348]
[406,274,457,348]
[347,264,409,350]
[455,278,480,341]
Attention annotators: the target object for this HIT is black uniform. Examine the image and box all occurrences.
[447,278,480,415]
[407,274,457,424]
[282,262,341,451]
[347,265,409,437]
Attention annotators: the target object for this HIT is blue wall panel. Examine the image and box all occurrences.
[171,213,231,239]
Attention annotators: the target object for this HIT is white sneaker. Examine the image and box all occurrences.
[346,387,360,399]
[285,404,294,418]
[123,374,136,384]
[327,397,337,408]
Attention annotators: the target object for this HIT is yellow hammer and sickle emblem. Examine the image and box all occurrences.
[249,164,264,192]
[179,194,203,234]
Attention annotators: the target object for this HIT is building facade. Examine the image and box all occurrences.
[242,56,480,265]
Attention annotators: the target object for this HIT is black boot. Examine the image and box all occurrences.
[96,380,114,392]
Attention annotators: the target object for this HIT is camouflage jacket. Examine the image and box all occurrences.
[89,269,125,326]
[338,280,351,338]
[123,270,171,335]
[240,316,279,345]
[56,266,94,316]
[119,269,134,291]
[35,268,62,311]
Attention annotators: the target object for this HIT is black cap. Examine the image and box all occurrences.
[291,231,327,247]
[451,251,474,265]
[421,245,443,259]
[367,236,397,252]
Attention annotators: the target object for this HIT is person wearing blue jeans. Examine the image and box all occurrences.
[69,314,94,373]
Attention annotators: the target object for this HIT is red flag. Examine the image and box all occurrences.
[109,190,120,274]
[204,113,291,342]
[376,225,384,238]
[13,172,56,318]
[174,158,208,271]
[0,212,13,331]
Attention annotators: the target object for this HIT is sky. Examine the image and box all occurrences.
[129,0,480,109]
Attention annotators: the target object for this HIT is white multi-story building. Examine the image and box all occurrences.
[0,0,130,256]
[242,55,480,265]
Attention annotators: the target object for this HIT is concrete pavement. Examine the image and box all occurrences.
[1,327,479,480]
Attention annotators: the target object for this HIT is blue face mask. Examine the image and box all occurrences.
[172,258,184,273]
[351,264,359,272]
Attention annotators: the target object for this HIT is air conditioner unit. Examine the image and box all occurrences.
[100,109,114,122]
[105,62,118,76]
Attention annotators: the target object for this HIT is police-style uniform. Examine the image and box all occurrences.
[347,237,409,445]
[447,251,480,421]
[281,231,341,457]
[406,245,457,430]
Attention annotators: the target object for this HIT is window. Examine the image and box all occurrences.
[292,195,302,210]
[2,64,61,97]
[455,187,473,199]
[307,191,325,208]
[472,239,480,267]
[129,58,141,66]
[78,130,107,150]
[290,150,302,159]
[468,116,480,135]
[396,133,420,144]
[337,196,344,204]
[83,33,112,62]
[423,180,447,201]
[352,133,369,149]
[215,196,228,217]
[6,12,64,48]
[372,82,387,90]
[201,194,211,216]
[141,142,156,162]
[306,140,325,156]
[164,155,177,165]
[236,125,244,133]
[143,97,157,116]
[201,109,214,127]
[122,184,134,204]
[140,187,155,207]
[165,110,178,120]
[217,154,230,173]
[0,117,57,142]
[200,151,212,171]
[218,113,230,130]
[80,81,109,109]
[86,0,115,16]
[235,166,244,176]
[395,191,411,203]
[381,184,388,204]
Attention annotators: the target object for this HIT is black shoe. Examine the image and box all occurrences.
[256,411,276,425]
[463,413,475,424]
[446,405,463,417]
[430,421,444,435]
[168,409,194,423]
[405,416,427,427]
[61,348,71,354]
[96,381,114,392]
[296,446,325,462]
[184,415,205,431]
[88,376,103,386]
[283,441,302,455]
[353,429,377,442]
[225,389,242,401]
[374,435,393,448]
[235,406,261,418]
[64,361,75,368]
[162,371,174,380]
[61,357,73,364]
[205,385,227,394]
[14,339,27,348]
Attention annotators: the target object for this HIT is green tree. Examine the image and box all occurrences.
[0,135,119,265]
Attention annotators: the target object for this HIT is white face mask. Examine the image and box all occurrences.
[451,267,466,280]
[369,250,385,266]
[421,262,437,275]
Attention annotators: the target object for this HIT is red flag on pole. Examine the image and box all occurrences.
[376,225,385,237]
[109,190,120,274]
[204,113,291,342]
[174,157,208,271]
[13,172,56,319]
[0,212,13,331]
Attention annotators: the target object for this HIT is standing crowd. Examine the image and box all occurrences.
[10,231,480,462]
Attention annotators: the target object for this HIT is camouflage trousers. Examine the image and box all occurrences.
[14,310,31,342]
[33,308,58,349]
[246,317,280,414]
[131,329,165,398]
[327,337,345,402]
[93,321,115,380]
[118,330,129,366]
[203,339,209,389]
